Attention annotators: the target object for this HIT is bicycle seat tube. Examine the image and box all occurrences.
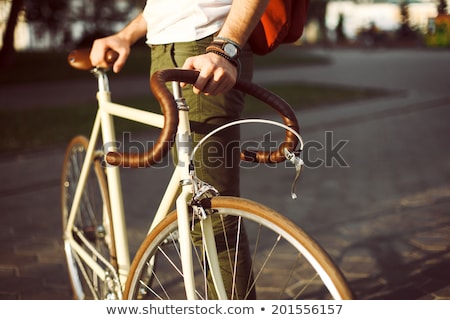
[95,67,131,283]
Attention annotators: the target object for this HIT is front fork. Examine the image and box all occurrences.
[176,177,228,300]
[172,81,228,300]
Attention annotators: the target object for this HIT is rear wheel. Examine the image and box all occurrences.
[61,136,118,299]
[125,196,353,300]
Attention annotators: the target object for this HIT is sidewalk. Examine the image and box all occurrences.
[0,48,449,299]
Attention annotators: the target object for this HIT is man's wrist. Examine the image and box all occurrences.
[117,13,147,45]
[205,46,238,67]
[205,46,241,78]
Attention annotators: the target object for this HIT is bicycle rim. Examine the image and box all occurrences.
[61,135,117,299]
[124,196,353,300]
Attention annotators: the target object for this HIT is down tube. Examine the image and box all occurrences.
[99,106,131,285]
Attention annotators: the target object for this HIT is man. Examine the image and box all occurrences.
[90,0,270,299]
[91,0,269,198]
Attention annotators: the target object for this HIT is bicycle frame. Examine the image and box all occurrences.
[63,68,228,299]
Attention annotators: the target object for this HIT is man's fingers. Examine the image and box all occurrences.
[193,75,210,93]
[182,56,218,92]
[201,78,229,96]
[192,64,215,93]
[89,47,104,68]
[90,37,130,73]
[181,54,237,95]
[115,47,131,73]
[112,54,127,73]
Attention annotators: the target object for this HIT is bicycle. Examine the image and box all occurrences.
[61,48,354,300]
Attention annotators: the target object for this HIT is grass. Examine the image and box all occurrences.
[0,46,152,85]
[0,93,162,153]
[242,83,389,116]
[0,46,391,154]
[0,45,319,85]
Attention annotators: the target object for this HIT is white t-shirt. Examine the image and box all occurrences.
[143,0,232,44]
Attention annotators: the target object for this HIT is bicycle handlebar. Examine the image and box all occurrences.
[67,49,300,168]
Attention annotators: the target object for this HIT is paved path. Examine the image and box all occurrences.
[0,48,449,299]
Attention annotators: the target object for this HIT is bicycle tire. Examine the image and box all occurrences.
[61,135,118,299]
[124,196,353,300]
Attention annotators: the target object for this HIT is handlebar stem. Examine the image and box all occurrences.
[172,82,189,111]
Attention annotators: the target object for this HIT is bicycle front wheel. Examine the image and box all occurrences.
[124,196,353,300]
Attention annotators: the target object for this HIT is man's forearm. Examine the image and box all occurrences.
[117,12,148,46]
[218,0,270,46]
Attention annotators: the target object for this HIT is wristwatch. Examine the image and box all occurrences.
[222,42,239,59]
[206,37,241,66]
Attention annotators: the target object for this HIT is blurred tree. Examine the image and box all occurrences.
[24,0,142,49]
[398,0,423,42]
[70,0,145,46]
[24,0,70,48]
[0,0,24,68]
[437,0,448,14]
[426,0,450,47]
[398,0,412,37]
[0,0,145,67]
[335,13,347,44]
[306,0,329,43]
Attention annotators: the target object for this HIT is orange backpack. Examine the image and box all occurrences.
[248,0,310,55]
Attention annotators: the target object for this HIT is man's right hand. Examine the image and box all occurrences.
[90,34,130,73]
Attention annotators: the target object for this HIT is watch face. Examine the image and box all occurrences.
[224,43,238,58]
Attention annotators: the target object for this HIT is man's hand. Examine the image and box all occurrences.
[182,53,238,96]
[90,35,130,73]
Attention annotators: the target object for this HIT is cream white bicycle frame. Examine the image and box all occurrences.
[63,68,230,299]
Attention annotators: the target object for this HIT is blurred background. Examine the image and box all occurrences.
[1,0,450,65]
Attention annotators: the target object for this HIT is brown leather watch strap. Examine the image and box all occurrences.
[205,45,238,67]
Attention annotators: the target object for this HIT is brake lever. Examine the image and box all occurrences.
[284,148,304,199]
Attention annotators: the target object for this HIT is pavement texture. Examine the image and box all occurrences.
[0,48,449,300]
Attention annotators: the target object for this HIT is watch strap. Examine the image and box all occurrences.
[213,37,242,51]
[205,45,238,67]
